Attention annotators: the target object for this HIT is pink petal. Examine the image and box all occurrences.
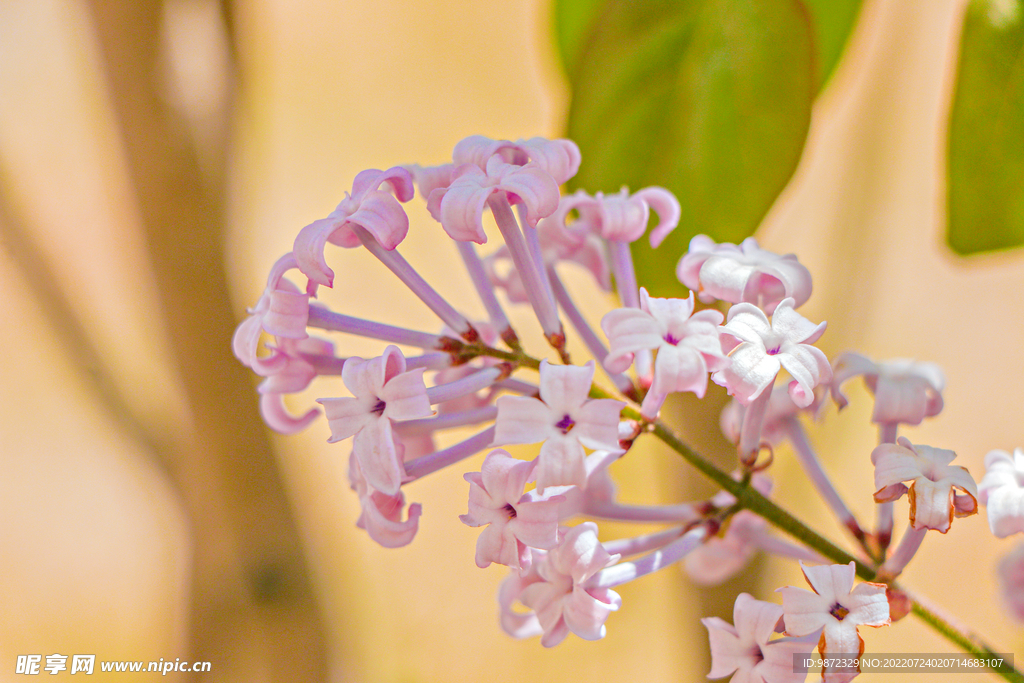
[352,417,404,496]
[537,360,595,416]
[493,395,555,446]
[359,492,421,548]
[537,436,587,490]
[801,562,856,603]
[319,396,374,442]
[259,393,319,434]
[340,189,410,250]
[573,398,626,451]
[634,187,680,247]
[436,165,494,243]
[600,307,663,374]
[495,161,561,227]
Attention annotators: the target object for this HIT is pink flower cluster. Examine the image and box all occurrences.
[232,134,997,664]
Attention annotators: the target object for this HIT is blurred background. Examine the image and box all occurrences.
[1,0,1023,681]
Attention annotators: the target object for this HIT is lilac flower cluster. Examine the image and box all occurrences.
[233,134,1023,681]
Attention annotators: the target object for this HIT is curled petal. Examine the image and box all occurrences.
[259,393,319,434]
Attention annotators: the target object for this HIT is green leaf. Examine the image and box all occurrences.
[559,0,814,296]
[802,0,862,91]
[948,0,1024,255]
[552,0,605,80]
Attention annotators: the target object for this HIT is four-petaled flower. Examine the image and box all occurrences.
[714,297,831,408]
[677,235,813,313]
[293,167,415,294]
[232,252,310,375]
[516,523,622,647]
[493,360,624,491]
[452,135,581,186]
[556,186,681,247]
[831,353,944,425]
[978,448,1024,537]
[460,450,564,569]
[426,155,560,244]
[256,336,334,434]
[602,288,728,418]
[779,562,889,682]
[318,346,433,496]
[871,437,978,533]
[703,593,816,683]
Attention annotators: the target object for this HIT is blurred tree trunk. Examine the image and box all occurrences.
[86,0,327,679]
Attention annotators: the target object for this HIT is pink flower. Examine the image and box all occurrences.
[426,155,560,244]
[980,448,1024,537]
[601,288,728,418]
[460,450,564,569]
[779,562,889,681]
[517,523,622,646]
[257,336,334,434]
[831,353,944,425]
[318,346,432,496]
[871,437,978,533]
[998,543,1024,622]
[677,235,812,313]
[493,360,624,491]
[556,187,681,247]
[452,135,581,185]
[293,167,415,294]
[714,297,831,408]
[406,163,454,199]
[232,253,310,375]
[703,593,815,683]
[348,452,421,548]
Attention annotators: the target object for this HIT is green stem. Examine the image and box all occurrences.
[456,342,1022,681]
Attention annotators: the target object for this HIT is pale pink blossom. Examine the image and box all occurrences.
[556,187,681,247]
[517,523,622,647]
[978,448,1024,537]
[232,253,310,375]
[871,437,978,533]
[426,155,560,244]
[997,543,1024,622]
[779,562,889,680]
[703,593,815,683]
[318,346,432,496]
[714,297,831,408]
[348,452,421,548]
[602,288,728,418]
[257,336,334,434]
[294,167,415,294]
[498,553,546,639]
[460,450,564,569]
[678,235,812,313]
[831,353,944,425]
[493,361,624,491]
[452,135,581,185]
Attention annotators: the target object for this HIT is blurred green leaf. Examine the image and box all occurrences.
[948,0,1024,255]
[552,0,604,80]
[558,0,814,296]
[803,0,861,91]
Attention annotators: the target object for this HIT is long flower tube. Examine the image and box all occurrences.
[403,426,496,481]
[455,241,517,348]
[586,526,709,589]
[355,226,478,341]
[782,416,866,544]
[307,305,446,349]
[487,194,567,359]
[546,264,635,395]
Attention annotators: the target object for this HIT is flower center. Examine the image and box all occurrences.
[502,503,517,519]
[664,333,681,346]
[830,603,850,620]
[766,345,782,356]
[371,399,387,416]
[555,414,576,434]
